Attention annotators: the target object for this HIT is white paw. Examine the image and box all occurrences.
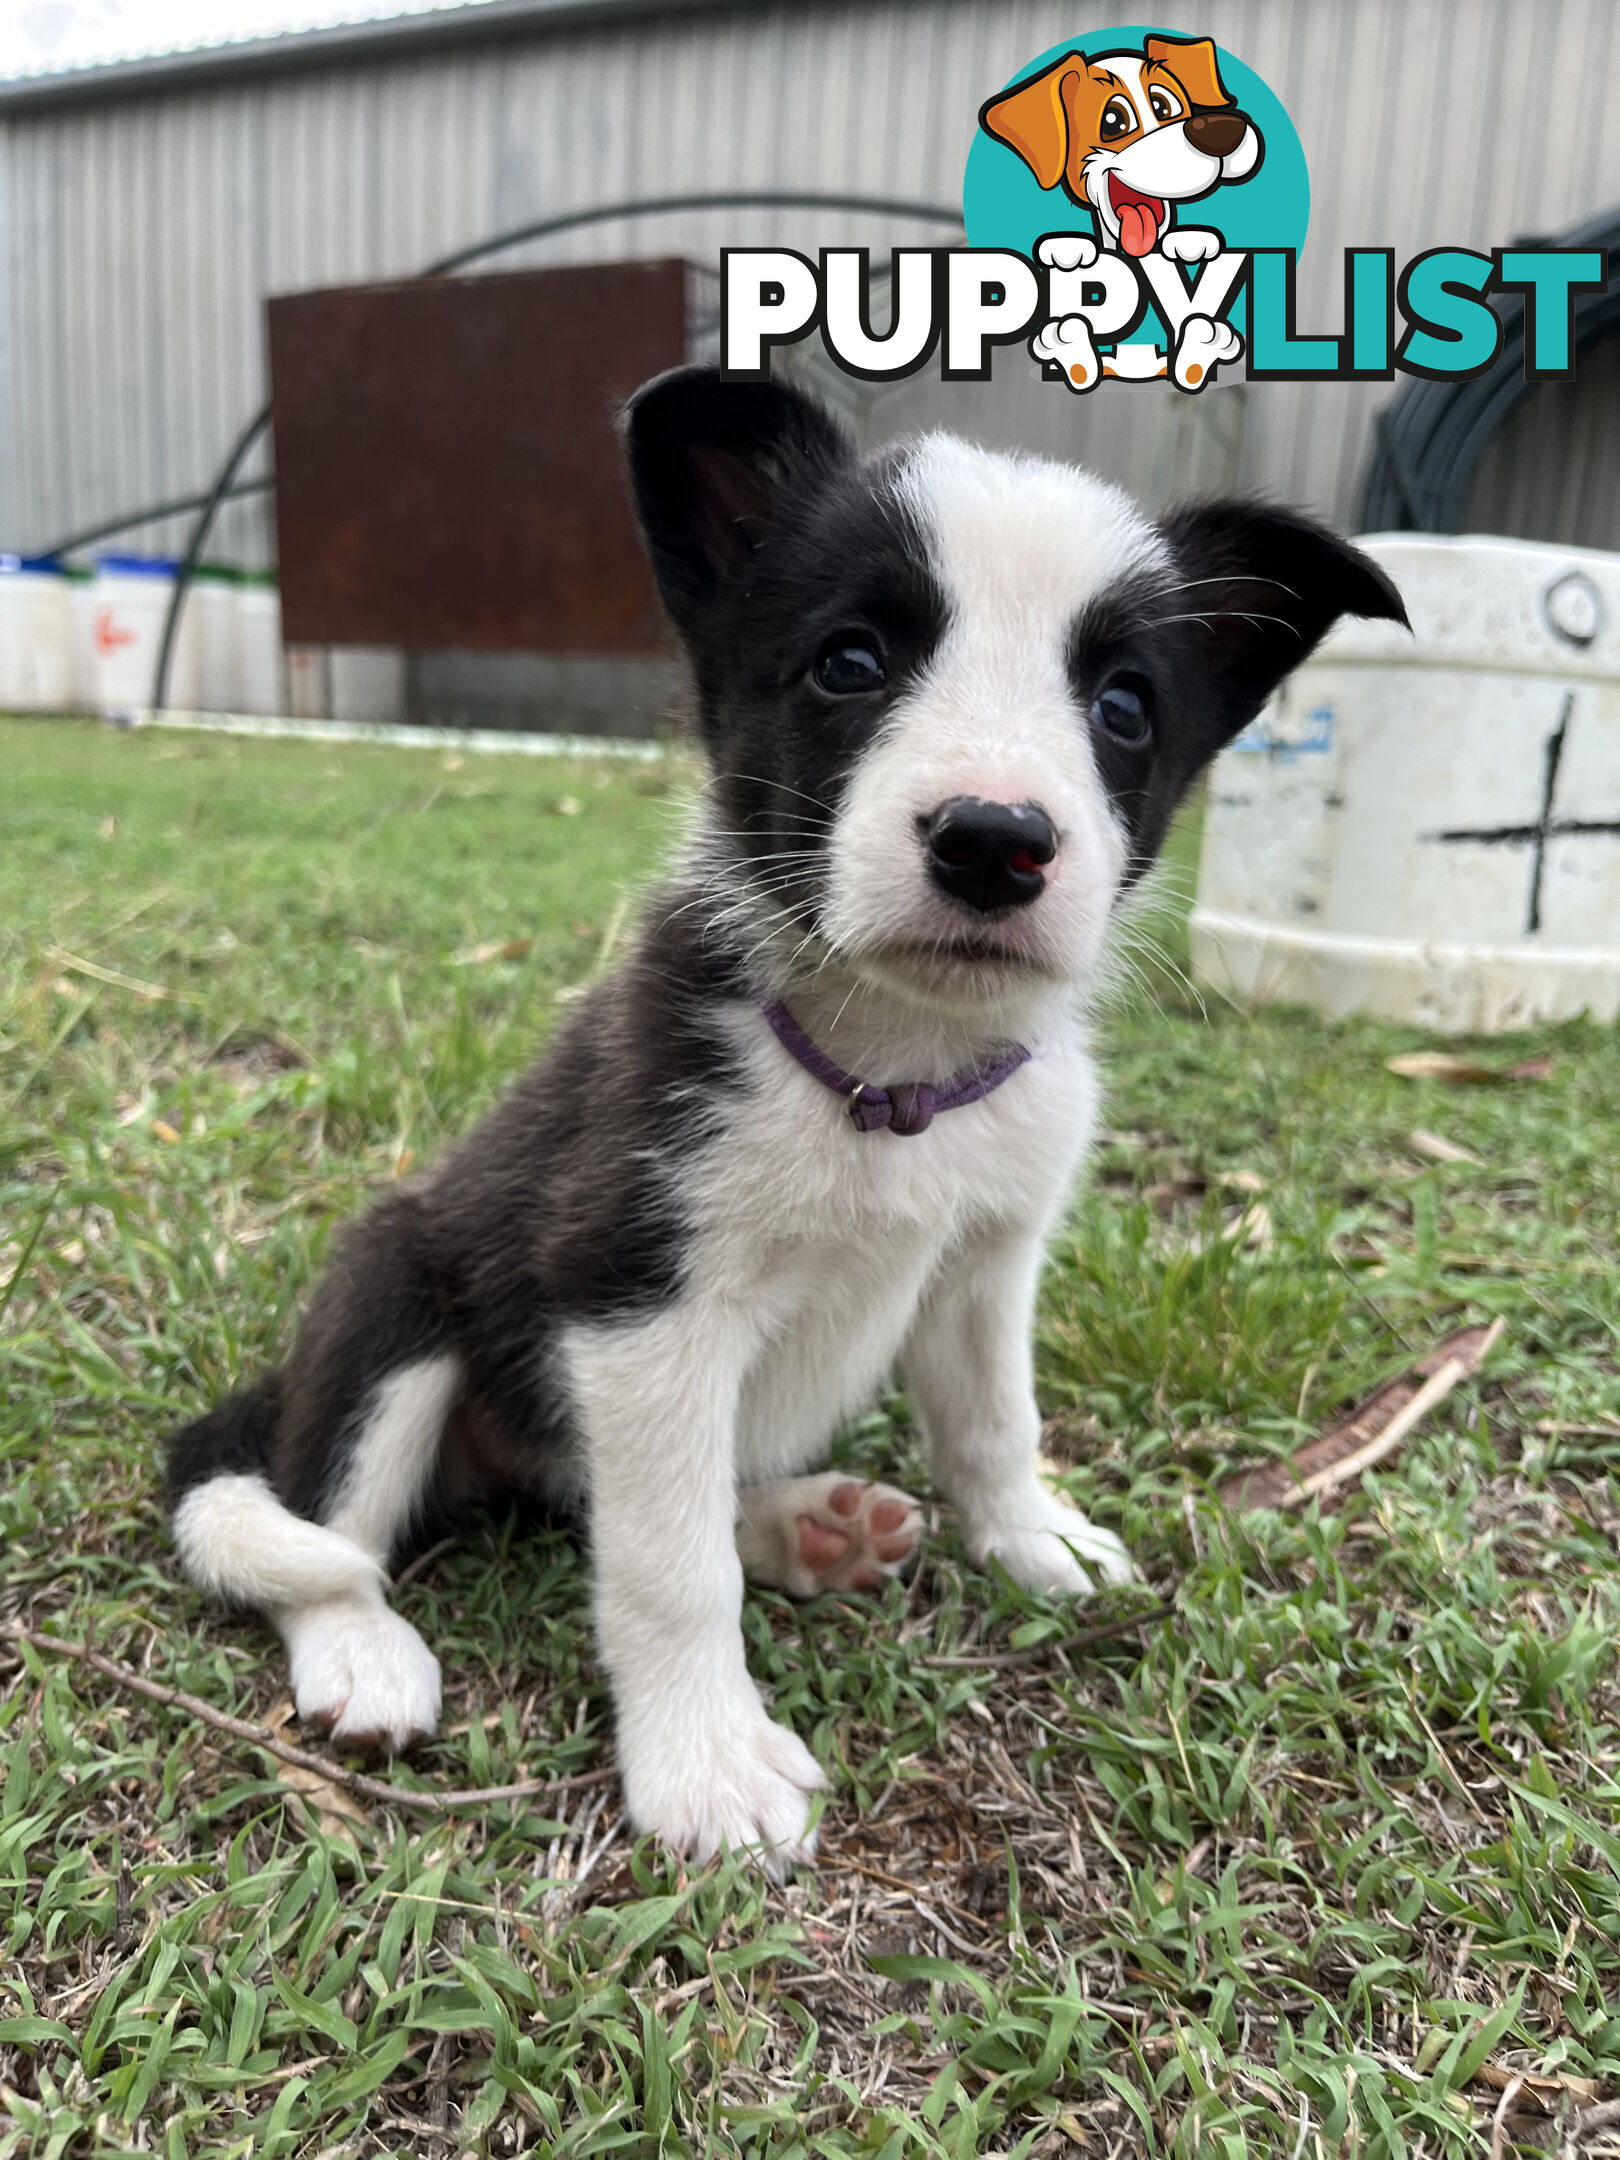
[618,1691,826,1878]
[736,1472,923,1599]
[1037,231,1098,271]
[1161,227,1223,264]
[1172,313,1243,390]
[972,1485,1139,1598]
[1030,313,1101,392]
[280,1594,442,1753]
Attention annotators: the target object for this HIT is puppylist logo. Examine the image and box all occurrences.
[720,24,1608,393]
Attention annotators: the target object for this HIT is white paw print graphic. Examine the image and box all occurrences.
[1172,314,1243,390]
[1036,232,1099,272]
[1031,313,1101,392]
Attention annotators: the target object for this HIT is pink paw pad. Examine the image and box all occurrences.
[793,1479,923,1595]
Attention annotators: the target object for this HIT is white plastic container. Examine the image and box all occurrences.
[237,577,287,715]
[1191,534,1620,1032]
[66,572,99,708]
[92,554,199,716]
[0,557,76,710]
[187,569,241,713]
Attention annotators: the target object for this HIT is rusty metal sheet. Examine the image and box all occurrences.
[268,258,688,653]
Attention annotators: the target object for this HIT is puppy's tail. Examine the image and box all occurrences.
[166,1376,385,1612]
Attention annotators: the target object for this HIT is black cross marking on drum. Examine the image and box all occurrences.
[1434,693,1620,933]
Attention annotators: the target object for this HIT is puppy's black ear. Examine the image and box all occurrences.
[1159,501,1409,743]
[623,365,853,631]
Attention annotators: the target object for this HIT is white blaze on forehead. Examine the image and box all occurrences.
[814,432,1166,1001]
[895,433,1165,663]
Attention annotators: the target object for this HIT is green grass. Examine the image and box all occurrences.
[3,712,1620,2159]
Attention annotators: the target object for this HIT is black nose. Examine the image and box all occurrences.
[923,797,1057,913]
[1185,108,1248,158]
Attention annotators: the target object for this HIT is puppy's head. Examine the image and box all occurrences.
[625,366,1404,1019]
[980,36,1263,256]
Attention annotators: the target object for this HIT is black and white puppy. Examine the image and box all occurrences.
[166,365,1404,1869]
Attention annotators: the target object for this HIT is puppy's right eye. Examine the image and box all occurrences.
[813,640,886,695]
[1100,96,1136,141]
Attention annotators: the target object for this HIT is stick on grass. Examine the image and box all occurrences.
[8,1623,613,1814]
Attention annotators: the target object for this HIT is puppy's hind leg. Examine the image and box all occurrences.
[736,1473,924,1598]
[277,1354,460,1753]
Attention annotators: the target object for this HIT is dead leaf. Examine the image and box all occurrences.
[275,1759,369,1843]
[451,936,533,967]
[1219,1320,1505,1512]
[1387,1051,1552,1085]
[555,796,582,816]
[1476,2061,1599,2112]
[441,753,465,772]
[1410,1130,1482,1166]
[150,1119,181,1145]
[392,1148,415,1179]
[99,815,118,840]
[1221,1169,1267,1195]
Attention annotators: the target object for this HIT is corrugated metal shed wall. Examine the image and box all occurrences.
[2,0,1618,566]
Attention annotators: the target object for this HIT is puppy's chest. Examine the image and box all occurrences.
[678,1030,1099,1306]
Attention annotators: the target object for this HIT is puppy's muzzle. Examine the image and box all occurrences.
[923,797,1057,914]
[1185,109,1249,158]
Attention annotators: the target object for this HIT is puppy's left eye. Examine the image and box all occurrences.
[1092,682,1152,748]
[813,640,886,695]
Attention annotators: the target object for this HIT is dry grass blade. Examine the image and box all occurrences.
[1410,1129,1483,1166]
[1387,1051,1555,1084]
[450,936,533,966]
[8,1625,612,1812]
[46,945,175,1002]
[1219,1320,1504,1512]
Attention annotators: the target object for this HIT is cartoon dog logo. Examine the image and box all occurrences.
[980,33,1262,390]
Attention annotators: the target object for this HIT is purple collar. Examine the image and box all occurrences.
[758,997,1031,1136]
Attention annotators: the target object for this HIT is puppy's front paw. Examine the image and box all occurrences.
[619,1696,825,1877]
[281,1595,442,1753]
[972,1485,1138,1598]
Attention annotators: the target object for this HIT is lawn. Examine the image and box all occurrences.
[3,712,1620,2160]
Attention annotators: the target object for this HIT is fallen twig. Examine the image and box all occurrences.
[1564,2096,1620,2155]
[391,1536,461,1592]
[919,1598,1176,1670]
[8,1624,612,1814]
[1220,1320,1504,1512]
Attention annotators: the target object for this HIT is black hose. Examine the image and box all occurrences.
[1356,204,1619,533]
[147,188,965,711]
[41,477,272,560]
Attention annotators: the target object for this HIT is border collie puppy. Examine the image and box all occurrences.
[166,365,1404,1869]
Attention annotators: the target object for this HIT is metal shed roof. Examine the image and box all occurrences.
[0,0,744,111]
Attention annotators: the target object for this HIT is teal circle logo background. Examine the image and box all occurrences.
[962,24,1309,344]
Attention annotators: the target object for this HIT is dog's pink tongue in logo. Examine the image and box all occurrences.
[1108,173,1166,257]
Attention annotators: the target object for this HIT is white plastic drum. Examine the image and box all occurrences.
[237,577,287,715]
[66,571,99,709]
[1191,534,1620,1032]
[92,555,199,717]
[188,569,242,712]
[0,557,76,710]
